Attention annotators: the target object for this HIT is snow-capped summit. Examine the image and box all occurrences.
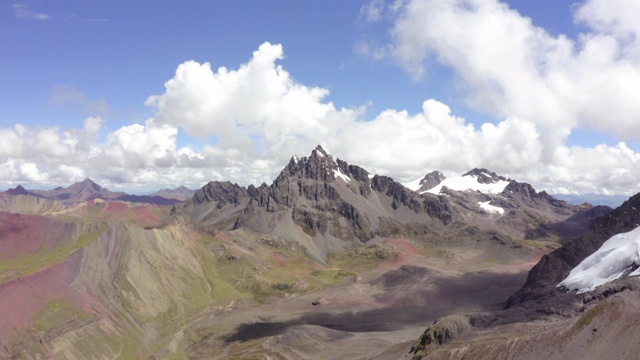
[406,168,510,195]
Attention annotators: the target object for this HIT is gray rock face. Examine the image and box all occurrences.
[462,168,507,184]
[193,181,248,208]
[498,181,574,213]
[232,146,456,244]
[414,171,446,193]
[372,174,453,224]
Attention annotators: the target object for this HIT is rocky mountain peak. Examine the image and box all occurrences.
[74,178,103,192]
[192,181,247,207]
[312,145,330,158]
[462,168,507,184]
[280,145,341,183]
[6,185,31,195]
[500,180,566,208]
[416,171,446,192]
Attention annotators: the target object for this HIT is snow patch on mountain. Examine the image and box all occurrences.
[333,168,351,183]
[478,201,505,215]
[421,175,509,195]
[404,177,423,192]
[559,226,640,293]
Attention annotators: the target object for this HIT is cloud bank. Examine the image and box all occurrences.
[2,0,640,195]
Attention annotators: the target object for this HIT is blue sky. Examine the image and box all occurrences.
[0,1,576,127]
[2,1,640,195]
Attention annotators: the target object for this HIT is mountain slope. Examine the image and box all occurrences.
[409,192,640,360]
[0,197,421,359]
[506,192,640,307]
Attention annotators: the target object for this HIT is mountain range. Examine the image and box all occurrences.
[4,178,194,206]
[182,146,607,262]
[0,145,637,359]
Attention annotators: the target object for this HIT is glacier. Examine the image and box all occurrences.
[422,175,509,195]
[559,226,640,293]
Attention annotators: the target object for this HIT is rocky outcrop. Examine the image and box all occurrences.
[192,181,248,208]
[462,168,507,184]
[411,313,490,352]
[505,193,640,308]
[414,171,446,193]
[372,175,454,224]
[500,181,571,211]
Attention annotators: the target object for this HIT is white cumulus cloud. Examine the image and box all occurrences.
[2,36,640,196]
[384,0,640,144]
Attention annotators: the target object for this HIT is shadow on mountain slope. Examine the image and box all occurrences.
[224,270,527,343]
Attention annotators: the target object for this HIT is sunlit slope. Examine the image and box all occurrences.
[0,200,384,359]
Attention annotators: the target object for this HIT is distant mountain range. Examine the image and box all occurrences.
[149,186,196,201]
[3,178,195,206]
[551,193,628,208]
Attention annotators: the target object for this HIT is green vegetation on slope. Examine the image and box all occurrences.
[0,230,102,285]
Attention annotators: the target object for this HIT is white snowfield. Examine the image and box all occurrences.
[559,226,640,293]
[403,177,424,191]
[478,201,505,215]
[405,173,509,195]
